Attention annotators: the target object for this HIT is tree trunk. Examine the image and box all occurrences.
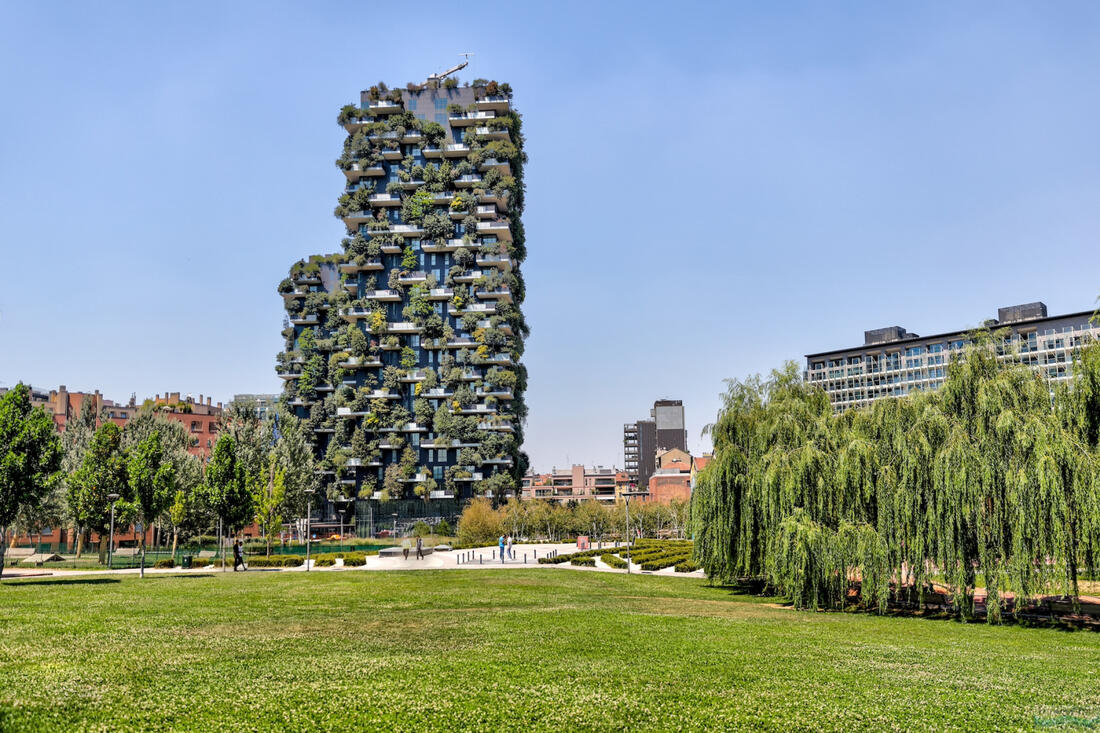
[139,525,146,579]
[75,526,84,558]
[171,528,178,559]
[98,534,108,565]
[0,525,7,581]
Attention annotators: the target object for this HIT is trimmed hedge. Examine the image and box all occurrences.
[601,553,627,570]
[153,558,175,569]
[570,556,595,567]
[640,553,692,571]
[343,553,367,567]
[674,561,699,573]
[246,555,303,568]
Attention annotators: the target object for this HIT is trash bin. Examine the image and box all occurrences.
[182,555,193,569]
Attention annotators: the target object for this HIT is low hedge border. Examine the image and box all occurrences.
[601,553,628,570]
[674,561,699,573]
[570,556,595,567]
[246,555,303,568]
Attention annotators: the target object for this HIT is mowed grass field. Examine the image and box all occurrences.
[1,569,1099,731]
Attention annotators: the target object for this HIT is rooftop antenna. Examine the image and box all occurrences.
[427,53,473,84]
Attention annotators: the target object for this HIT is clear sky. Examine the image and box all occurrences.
[2,2,1099,472]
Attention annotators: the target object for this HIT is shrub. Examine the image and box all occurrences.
[314,556,336,567]
[456,497,503,546]
[342,553,367,567]
[435,519,453,537]
[570,556,595,567]
[674,561,699,573]
[246,555,304,568]
[154,558,175,569]
[640,553,692,571]
[601,554,627,570]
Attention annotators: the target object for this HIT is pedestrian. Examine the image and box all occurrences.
[416,535,424,560]
[402,537,411,560]
[232,540,244,572]
[506,534,513,560]
[498,534,506,563]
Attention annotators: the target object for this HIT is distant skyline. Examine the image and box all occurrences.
[2,2,1099,472]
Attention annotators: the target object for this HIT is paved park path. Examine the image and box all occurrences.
[0,542,707,580]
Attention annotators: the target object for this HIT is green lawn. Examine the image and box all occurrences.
[1,569,1098,731]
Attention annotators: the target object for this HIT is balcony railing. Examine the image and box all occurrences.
[448,111,495,125]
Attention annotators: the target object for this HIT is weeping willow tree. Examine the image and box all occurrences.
[693,332,1100,622]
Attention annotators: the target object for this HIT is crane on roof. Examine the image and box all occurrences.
[427,53,473,84]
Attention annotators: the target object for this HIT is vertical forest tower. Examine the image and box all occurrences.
[277,77,528,516]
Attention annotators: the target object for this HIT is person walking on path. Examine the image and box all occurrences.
[402,537,411,560]
[232,540,245,572]
[506,534,513,560]
[498,535,506,563]
[416,535,424,560]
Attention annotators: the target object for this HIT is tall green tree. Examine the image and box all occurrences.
[68,422,133,564]
[249,454,286,557]
[60,397,101,557]
[268,405,316,519]
[204,434,252,568]
[123,411,203,553]
[0,384,63,579]
[127,431,177,577]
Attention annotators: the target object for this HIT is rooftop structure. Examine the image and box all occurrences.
[805,301,1100,411]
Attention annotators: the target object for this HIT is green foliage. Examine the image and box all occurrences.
[68,422,132,536]
[693,339,1100,620]
[250,455,286,557]
[401,189,435,224]
[126,431,177,561]
[0,384,63,575]
[456,498,503,545]
[203,435,253,533]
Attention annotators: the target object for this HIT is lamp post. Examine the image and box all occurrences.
[392,512,398,536]
[621,482,647,575]
[305,488,316,572]
[107,493,120,569]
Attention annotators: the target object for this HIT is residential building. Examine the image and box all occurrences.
[0,384,139,431]
[805,302,1100,412]
[277,76,526,517]
[690,453,713,491]
[232,393,280,420]
[653,399,688,453]
[520,465,619,503]
[147,392,223,460]
[638,448,693,504]
[623,399,686,489]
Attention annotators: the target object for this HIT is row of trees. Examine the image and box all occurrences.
[692,331,1100,622]
[456,497,691,547]
[0,388,319,579]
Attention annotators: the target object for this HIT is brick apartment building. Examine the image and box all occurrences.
[520,465,620,503]
[147,392,224,461]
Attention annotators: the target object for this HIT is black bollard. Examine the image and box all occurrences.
[479,554,483,565]
[524,553,527,564]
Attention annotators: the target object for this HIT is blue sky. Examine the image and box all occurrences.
[1,2,1098,471]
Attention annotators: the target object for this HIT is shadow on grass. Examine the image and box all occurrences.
[1,577,122,587]
[139,574,215,581]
